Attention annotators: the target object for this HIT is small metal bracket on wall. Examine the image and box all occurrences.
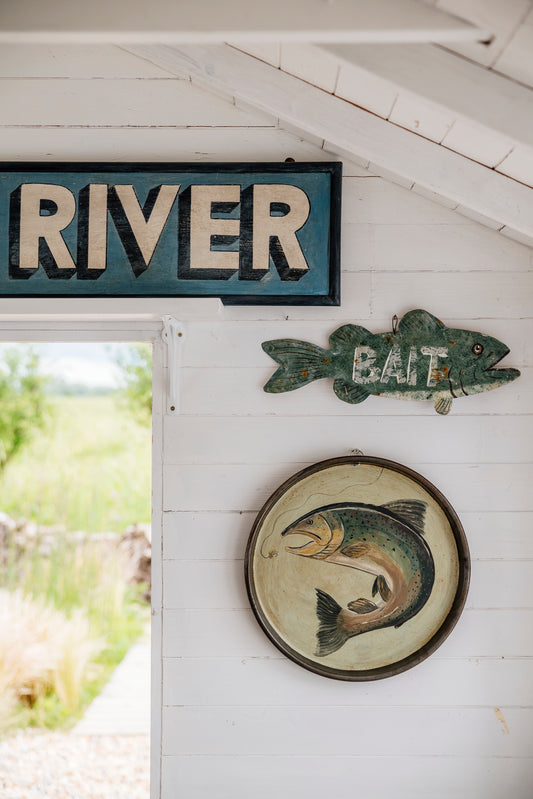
[162,315,184,414]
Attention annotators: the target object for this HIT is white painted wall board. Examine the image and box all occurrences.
[163,416,533,465]
[0,126,331,162]
[161,755,533,799]
[179,365,532,418]
[163,464,533,514]
[340,222,533,271]
[162,706,532,756]
[163,607,533,659]
[162,559,533,611]
[162,509,533,562]
[163,656,533,707]
[0,77,276,127]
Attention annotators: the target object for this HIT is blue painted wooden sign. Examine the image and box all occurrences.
[0,162,341,305]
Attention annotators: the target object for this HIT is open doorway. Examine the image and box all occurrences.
[0,323,163,799]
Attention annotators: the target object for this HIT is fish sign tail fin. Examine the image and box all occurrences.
[315,589,350,657]
[262,339,332,393]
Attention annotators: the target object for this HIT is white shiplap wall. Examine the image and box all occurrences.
[1,45,532,799]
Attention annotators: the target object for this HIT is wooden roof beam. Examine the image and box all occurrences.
[0,0,491,44]
[122,42,533,245]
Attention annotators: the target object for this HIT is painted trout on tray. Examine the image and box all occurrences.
[263,309,520,414]
[281,500,435,656]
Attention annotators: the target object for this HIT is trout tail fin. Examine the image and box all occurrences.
[315,588,350,657]
[262,339,332,393]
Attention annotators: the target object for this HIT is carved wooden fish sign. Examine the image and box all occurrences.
[262,309,520,414]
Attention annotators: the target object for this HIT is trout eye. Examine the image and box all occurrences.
[472,343,483,355]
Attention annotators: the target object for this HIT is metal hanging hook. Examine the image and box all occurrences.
[392,314,399,335]
[162,315,184,414]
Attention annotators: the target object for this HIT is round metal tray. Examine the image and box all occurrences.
[245,455,470,681]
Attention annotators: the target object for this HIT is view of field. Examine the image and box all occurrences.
[0,394,151,533]
[0,344,152,732]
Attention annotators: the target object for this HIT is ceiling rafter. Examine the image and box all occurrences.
[0,0,490,44]
[122,42,533,247]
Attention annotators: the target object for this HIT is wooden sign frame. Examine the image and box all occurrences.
[0,161,341,305]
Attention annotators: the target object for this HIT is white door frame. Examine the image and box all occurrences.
[0,317,165,799]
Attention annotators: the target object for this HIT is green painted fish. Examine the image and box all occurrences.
[263,309,520,414]
[281,500,434,656]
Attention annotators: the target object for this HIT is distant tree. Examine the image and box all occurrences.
[0,347,49,471]
[115,344,152,425]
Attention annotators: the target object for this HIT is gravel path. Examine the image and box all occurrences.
[0,731,150,799]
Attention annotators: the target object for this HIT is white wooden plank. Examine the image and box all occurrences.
[162,559,533,610]
[163,463,533,513]
[163,416,533,466]
[497,145,533,189]
[162,755,533,799]
[221,271,533,323]
[341,174,469,225]
[388,91,454,143]
[335,60,399,118]
[434,0,532,68]
[229,43,280,68]
[324,42,533,149]
[163,656,533,708]
[163,511,255,561]
[178,318,533,368]
[163,509,533,562]
[0,297,221,321]
[493,7,533,87]
[178,364,533,417]
[162,608,533,659]
[0,43,174,77]
[441,120,515,169]
[371,272,533,320]
[0,0,490,44]
[162,706,533,756]
[0,77,275,127]
[0,125,329,162]
[123,43,533,241]
[280,44,340,93]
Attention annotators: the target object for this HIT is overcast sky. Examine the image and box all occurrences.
[0,343,131,389]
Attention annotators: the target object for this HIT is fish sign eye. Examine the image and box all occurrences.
[472,343,484,355]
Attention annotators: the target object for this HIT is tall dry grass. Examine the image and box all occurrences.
[0,590,102,730]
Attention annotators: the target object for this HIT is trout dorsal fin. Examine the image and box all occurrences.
[398,309,445,336]
[329,324,371,353]
[381,499,427,537]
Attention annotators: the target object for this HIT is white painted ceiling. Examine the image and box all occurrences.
[1,0,533,246]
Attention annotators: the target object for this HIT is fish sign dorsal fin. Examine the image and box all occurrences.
[398,309,445,336]
[329,324,370,352]
[381,499,427,537]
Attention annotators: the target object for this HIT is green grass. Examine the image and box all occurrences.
[0,394,151,532]
[0,393,151,731]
